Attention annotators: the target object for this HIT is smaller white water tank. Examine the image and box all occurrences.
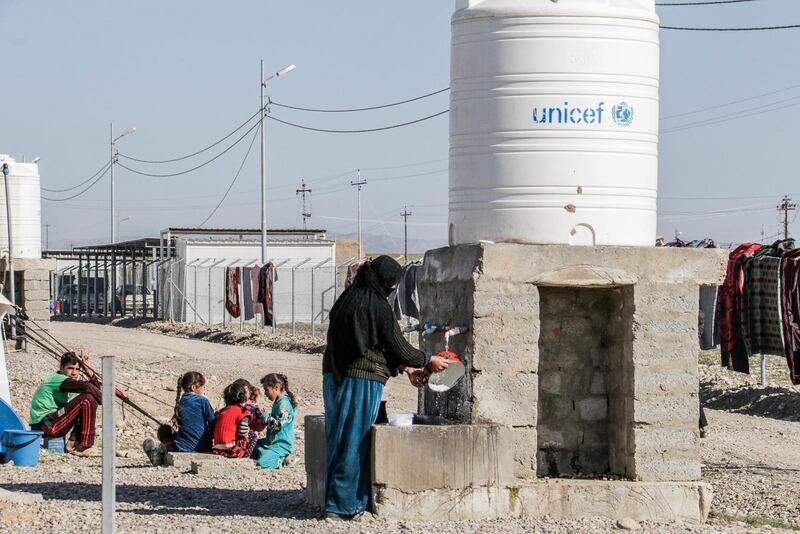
[0,155,42,259]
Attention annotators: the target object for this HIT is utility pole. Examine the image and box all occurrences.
[110,123,115,243]
[401,206,412,263]
[260,60,267,264]
[351,170,367,258]
[2,163,15,339]
[110,124,135,244]
[296,180,312,231]
[45,223,50,251]
[777,195,797,240]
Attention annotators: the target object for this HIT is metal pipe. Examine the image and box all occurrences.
[94,254,99,316]
[103,256,109,318]
[239,267,244,331]
[1,163,14,338]
[208,265,212,326]
[111,253,117,318]
[311,267,316,338]
[122,255,127,317]
[77,255,83,318]
[132,253,137,319]
[193,265,198,323]
[101,355,116,534]
[291,267,295,335]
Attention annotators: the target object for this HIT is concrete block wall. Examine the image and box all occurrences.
[537,287,628,478]
[417,243,725,483]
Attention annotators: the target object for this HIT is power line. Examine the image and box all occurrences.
[296,179,312,230]
[118,107,263,164]
[661,82,800,120]
[198,123,261,227]
[41,161,112,193]
[269,87,449,113]
[656,0,759,5]
[662,23,800,31]
[117,119,261,178]
[777,196,797,239]
[265,109,449,134]
[661,97,800,134]
[42,166,111,202]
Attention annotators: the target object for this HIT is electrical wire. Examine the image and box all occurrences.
[656,0,759,5]
[269,87,449,113]
[662,23,800,31]
[661,82,800,120]
[198,123,261,227]
[118,107,263,164]
[661,98,800,134]
[265,110,449,134]
[117,119,261,178]
[42,166,111,202]
[41,161,112,193]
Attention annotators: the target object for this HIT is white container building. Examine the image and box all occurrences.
[166,237,337,326]
[449,0,659,246]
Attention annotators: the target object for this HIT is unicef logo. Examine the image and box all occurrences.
[612,102,634,126]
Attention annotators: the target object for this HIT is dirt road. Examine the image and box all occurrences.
[1,322,798,533]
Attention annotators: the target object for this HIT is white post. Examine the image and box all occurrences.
[110,123,115,243]
[2,163,16,339]
[101,355,116,534]
[260,60,267,265]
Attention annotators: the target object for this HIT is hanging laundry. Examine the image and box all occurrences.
[698,286,717,350]
[397,262,421,320]
[225,267,241,319]
[740,248,786,358]
[716,243,762,374]
[258,263,275,326]
[242,267,254,321]
[781,249,800,385]
[345,258,371,289]
[251,265,263,315]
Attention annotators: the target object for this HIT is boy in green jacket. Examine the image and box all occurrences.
[29,352,102,455]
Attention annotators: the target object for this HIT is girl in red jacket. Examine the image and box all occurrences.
[212,382,250,458]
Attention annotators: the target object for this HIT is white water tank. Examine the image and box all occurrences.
[449,0,659,246]
[0,155,42,258]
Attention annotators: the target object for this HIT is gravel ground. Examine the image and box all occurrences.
[0,322,798,533]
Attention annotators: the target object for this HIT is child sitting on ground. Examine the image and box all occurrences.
[143,371,215,465]
[212,381,251,458]
[232,378,266,458]
[29,351,102,456]
[253,373,297,469]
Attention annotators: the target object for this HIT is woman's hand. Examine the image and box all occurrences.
[405,367,428,388]
[425,354,451,374]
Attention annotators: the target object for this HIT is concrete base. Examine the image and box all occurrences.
[164,451,255,475]
[372,479,712,524]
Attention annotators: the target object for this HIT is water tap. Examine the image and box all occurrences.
[421,322,444,339]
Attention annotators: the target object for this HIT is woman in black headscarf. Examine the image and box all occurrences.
[322,255,448,520]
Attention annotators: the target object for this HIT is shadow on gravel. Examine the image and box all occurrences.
[0,482,319,520]
[702,381,800,422]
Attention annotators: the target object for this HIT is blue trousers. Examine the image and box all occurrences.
[323,373,384,516]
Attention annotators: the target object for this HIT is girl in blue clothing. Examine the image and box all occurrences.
[143,371,216,465]
[253,373,297,469]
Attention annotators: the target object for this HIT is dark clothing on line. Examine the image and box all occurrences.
[242,267,254,321]
[225,267,241,318]
[717,243,762,374]
[781,249,800,385]
[258,263,275,326]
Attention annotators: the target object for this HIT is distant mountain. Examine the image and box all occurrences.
[329,231,447,255]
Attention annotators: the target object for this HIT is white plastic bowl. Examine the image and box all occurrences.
[386,413,414,427]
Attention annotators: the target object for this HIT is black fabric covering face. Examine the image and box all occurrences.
[325,256,404,384]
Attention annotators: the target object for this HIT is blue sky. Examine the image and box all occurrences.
[1,0,798,250]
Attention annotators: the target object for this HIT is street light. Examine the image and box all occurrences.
[110,125,136,243]
[260,61,295,264]
[1,162,14,339]
[117,217,131,242]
